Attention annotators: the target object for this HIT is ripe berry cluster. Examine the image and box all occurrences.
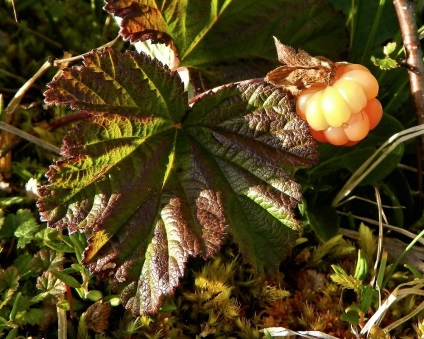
[295,64,383,146]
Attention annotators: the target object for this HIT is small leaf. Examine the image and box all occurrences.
[360,285,375,313]
[14,214,40,249]
[43,239,75,253]
[371,56,398,70]
[85,300,112,334]
[31,249,66,275]
[36,271,67,298]
[13,253,33,279]
[353,250,368,281]
[0,267,19,309]
[358,223,377,267]
[38,48,317,315]
[85,290,103,302]
[340,311,360,325]
[305,204,339,242]
[370,41,399,70]
[383,42,397,56]
[14,308,45,326]
[2,209,37,239]
[330,273,361,293]
[312,235,354,264]
[0,316,10,331]
[331,264,348,276]
[50,270,81,289]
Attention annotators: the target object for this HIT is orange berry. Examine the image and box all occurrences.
[364,98,383,130]
[343,111,370,141]
[323,126,349,145]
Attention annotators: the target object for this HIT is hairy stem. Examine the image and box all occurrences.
[393,0,424,194]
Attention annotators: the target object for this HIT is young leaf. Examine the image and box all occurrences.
[38,48,317,315]
[371,56,398,70]
[383,42,397,56]
[14,214,40,249]
[0,267,19,309]
[13,253,33,279]
[2,209,37,239]
[50,270,82,289]
[85,300,112,334]
[31,248,66,275]
[14,308,45,326]
[35,271,67,300]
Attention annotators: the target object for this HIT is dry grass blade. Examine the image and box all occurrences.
[0,122,61,155]
[360,279,424,335]
[262,327,339,338]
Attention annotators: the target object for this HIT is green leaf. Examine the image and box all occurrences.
[2,209,37,239]
[340,311,360,325]
[15,308,45,326]
[383,42,396,56]
[105,0,348,69]
[38,48,317,315]
[31,249,66,275]
[14,211,40,248]
[43,239,75,253]
[305,204,339,242]
[358,223,377,268]
[0,316,11,331]
[371,56,398,70]
[0,267,19,310]
[13,253,33,279]
[50,270,81,289]
[85,290,103,302]
[330,272,361,293]
[360,285,376,313]
[353,250,368,281]
[35,271,67,299]
[331,264,348,276]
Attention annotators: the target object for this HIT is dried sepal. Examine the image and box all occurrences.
[265,37,336,95]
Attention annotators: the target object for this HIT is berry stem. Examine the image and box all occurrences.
[393,0,424,196]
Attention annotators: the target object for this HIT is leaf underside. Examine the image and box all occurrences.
[38,48,317,315]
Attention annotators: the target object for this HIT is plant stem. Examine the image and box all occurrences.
[393,0,424,195]
[57,305,67,339]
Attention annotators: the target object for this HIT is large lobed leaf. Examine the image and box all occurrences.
[104,0,348,68]
[38,48,317,315]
